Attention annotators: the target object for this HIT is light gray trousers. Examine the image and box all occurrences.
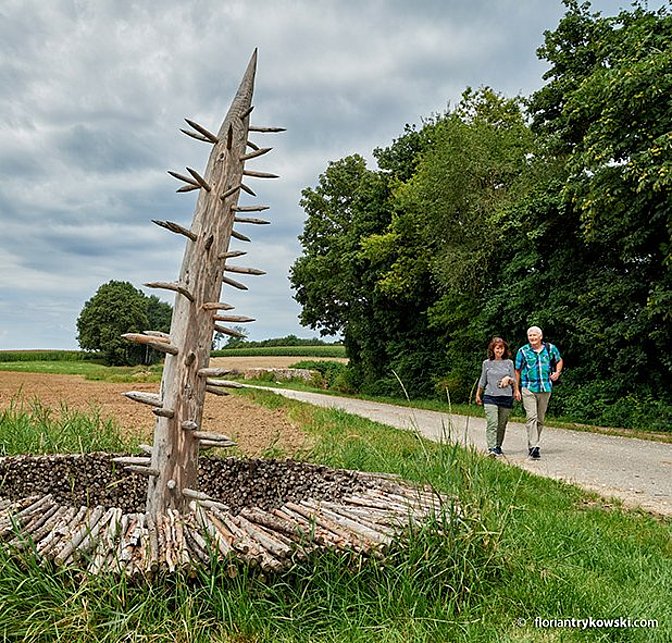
[521,388,551,449]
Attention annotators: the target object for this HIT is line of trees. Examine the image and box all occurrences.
[290,1,672,430]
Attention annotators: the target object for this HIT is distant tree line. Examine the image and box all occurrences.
[290,1,672,430]
[75,281,338,366]
[217,334,340,349]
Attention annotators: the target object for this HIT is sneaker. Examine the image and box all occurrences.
[488,448,497,457]
[531,446,541,460]
[494,446,503,456]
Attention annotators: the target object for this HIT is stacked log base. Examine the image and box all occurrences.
[0,454,448,575]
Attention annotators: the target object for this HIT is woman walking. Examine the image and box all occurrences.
[475,336,518,456]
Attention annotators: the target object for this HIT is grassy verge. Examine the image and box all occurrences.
[0,388,670,641]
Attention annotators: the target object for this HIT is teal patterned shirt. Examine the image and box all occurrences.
[515,343,562,393]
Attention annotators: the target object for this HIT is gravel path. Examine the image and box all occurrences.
[250,386,672,517]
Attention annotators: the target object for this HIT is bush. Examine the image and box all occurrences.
[291,360,347,388]
[552,378,672,432]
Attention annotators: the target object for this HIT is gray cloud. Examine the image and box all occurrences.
[0,0,654,349]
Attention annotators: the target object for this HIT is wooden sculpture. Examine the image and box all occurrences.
[0,52,450,575]
[119,49,283,516]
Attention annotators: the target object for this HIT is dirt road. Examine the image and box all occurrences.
[248,386,672,517]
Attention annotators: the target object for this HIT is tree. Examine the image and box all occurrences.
[527,1,672,398]
[367,88,537,397]
[223,325,249,348]
[77,281,172,366]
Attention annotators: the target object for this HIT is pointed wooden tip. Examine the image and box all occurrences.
[183,119,219,144]
[186,167,212,192]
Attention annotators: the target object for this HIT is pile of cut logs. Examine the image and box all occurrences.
[0,454,450,575]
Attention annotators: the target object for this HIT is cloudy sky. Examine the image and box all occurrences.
[0,0,647,350]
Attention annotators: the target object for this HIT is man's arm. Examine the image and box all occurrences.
[514,369,522,401]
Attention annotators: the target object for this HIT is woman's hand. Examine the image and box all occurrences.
[475,395,482,406]
[514,390,522,402]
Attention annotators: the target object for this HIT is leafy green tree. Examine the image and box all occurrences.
[369,88,537,397]
[146,295,172,335]
[528,0,672,401]
[222,325,249,348]
[77,281,172,366]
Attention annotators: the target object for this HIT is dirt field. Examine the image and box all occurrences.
[0,357,319,456]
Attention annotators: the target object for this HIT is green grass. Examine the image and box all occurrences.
[0,387,669,641]
[0,398,138,455]
[0,359,164,382]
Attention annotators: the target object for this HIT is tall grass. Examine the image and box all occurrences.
[0,398,136,455]
[0,388,669,641]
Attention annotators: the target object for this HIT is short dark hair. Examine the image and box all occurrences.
[487,336,511,360]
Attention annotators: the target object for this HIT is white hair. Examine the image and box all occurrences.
[527,326,543,337]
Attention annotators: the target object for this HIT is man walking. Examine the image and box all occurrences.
[514,326,563,459]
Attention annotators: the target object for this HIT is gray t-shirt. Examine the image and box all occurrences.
[478,359,515,397]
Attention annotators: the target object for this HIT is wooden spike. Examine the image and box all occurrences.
[143,330,171,340]
[243,169,279,179]
[192,430,235,443]
[152,408,175,418]
[186,167,212,192]
[184,118,219,143]
[197,367,234,377]
[181,420,199,431]
[221,276,248,290]
[240,183,257,197]
[234,217,270,225]
[182,488,217,502]
[212,314,255,323]
[168,170,200,187]
[205,385,230,396]
[144,281,195,302]
[248,126,287,133]
[221,185,242,200]
[247,140,260,151]
[112,456,152,466]
[201,301,235,311]
[198,440,236,449]
[205,379,244,390]
[180,128,213,143]
[176,184,200,193]
[240,147,272,162]
[152,220,197,241]
[213,324,247,337]
[231,230,251,243]
[239,105,254,120]
[122,333,179,355]
[138,444,153,455]
[126,465,160,477]
[224,265,266,276]
[123,391,163,407]
[231,205,269,212]
[218,250,247,259]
